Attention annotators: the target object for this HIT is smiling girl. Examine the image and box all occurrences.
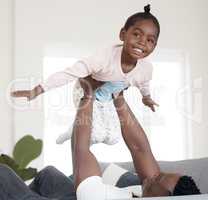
[11,4,160,145]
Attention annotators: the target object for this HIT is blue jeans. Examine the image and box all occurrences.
[0,165,76,200]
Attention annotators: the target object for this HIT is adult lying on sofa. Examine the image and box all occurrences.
[0,78,203,199]
[71,79,201,199]
[100,157,208,199]
[0,159,207,199]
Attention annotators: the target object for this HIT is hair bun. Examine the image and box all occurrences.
[144,4,151,13]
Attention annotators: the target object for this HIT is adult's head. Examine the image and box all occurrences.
[142,172,201,197]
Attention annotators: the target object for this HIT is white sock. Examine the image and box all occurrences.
[56,128,73,144]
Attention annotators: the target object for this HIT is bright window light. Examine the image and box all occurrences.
[43,54,190,175]
[43,57,77,175]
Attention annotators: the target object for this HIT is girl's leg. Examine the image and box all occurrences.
[0,164,48,200]
[29,166,76,200]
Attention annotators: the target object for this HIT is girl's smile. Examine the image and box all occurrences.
[120,19,158,64]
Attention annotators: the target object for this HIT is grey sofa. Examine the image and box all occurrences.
[100,157,208,199]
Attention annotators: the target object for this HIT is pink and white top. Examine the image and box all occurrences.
[41,44,153,96]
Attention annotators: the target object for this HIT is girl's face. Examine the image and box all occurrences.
[120,19,158,61]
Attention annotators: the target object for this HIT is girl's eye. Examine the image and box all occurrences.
[134,33,140,37]
[148,39,155,44]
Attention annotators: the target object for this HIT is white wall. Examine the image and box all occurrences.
[0,0,14,155]
[9,0,208,168]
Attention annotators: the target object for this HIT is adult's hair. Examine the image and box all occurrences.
[173,176,201,196]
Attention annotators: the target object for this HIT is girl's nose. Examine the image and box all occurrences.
[138,35,146,46]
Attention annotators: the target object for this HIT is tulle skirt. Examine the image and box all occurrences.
[72,81,122,145]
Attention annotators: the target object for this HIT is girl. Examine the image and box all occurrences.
[12,4,159,145]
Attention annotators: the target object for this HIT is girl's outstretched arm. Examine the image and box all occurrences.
[11,61,96,101]
[11,84,44,101]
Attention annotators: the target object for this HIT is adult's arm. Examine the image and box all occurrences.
[113,94,160,182]
[71,77,103,189]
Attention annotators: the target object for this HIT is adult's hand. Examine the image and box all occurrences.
[79,76,104,98]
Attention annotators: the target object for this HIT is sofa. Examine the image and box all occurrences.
[100,157,208,199]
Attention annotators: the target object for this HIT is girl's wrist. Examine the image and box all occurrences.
[34,85,44,95]
[30,85,44,99]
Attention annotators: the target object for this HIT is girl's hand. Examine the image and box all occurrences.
[11,90,36,101]
[11,85,44,101]
[142,96,159,112]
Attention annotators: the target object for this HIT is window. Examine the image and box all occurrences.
[143,61,188,160]
[43,57,77,175]
[43,51,191,175]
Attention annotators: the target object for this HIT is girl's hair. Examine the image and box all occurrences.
[123,4,160,38]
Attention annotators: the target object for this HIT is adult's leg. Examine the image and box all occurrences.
[0,164,48,200]
[72,97,101,189]
[29,166,76,200]
[113,94,160,181]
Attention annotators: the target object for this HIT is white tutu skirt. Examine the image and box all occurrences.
[57,81,122,145]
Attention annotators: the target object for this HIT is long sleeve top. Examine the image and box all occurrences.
[41,44,153,97]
